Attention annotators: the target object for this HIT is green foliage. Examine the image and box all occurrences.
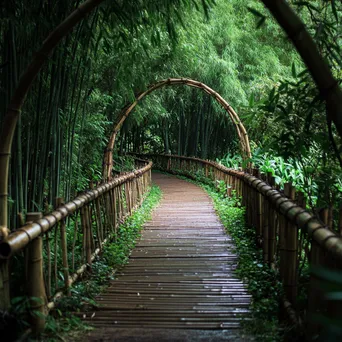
[219,147,342,217]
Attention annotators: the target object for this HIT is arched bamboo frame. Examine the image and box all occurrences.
[0,0,342,309]
[103,78,251,180]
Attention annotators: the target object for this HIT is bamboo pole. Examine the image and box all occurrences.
[283,183,298,306]
[307,208,329,336]
[45,232,51,299]
[262,173,269,263]
[53,222,58,292]
[26,212,47,334]
[268,174,276,265]
[112,187,118,239]
[85,204,92,269]
[71,212,79,271]
[56,198,70,296]
[90,182,102,248]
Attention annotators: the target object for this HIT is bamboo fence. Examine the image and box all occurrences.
[143,153,342,337]
[0,158,152,333]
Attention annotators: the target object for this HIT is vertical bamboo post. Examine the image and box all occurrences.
[108,189,114,232]
[45,231,51,298]
[112,187,117,239]
[90,182,102,248]
[85,204,92,269]
[261,173,269,263]
[268,174,276,265]
[81,204,92,270]
[252,169,258,229]
[136,176,141,204]
[71,212,79,271]
[283,183,298,306]
[88,204,95,252]
[53,222,58,291]
[255,169,262,245]
[297,192,306,269]
[127,181,132,214]
[80,205,86,262]
[56,198,70,296]
[26,212,47,334]
[307,208,329,337]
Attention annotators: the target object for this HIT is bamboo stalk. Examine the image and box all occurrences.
[85,205,92,269]
[261,173,269,263]
[268,174,276,265]
[307,208,329,336]
[56,198,70,296]
[71,212,79,271]
[53,223,58,292]
[26,212,47,334]
[112,188,117,240]
[45,232,51,299]
[281,183,298,305]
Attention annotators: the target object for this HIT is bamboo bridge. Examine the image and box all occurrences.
[1,154,342,341]
[1,1,342,340]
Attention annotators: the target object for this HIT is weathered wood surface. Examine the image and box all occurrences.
[83,173,251,340]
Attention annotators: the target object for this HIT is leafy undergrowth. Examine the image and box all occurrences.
[25,185,162,341]
[174,173,287,341]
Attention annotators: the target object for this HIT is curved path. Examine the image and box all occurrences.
[85,173,251,341]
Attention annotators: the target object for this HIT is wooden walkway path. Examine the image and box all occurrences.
[84,173,251,341]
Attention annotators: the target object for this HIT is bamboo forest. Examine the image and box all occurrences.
[1,0,342,341]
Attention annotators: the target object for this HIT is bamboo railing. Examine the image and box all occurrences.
[143,153,342,337]
[0,158,152,333]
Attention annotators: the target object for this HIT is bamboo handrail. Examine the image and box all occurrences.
[145,154,342,262]
[0,160,152,259]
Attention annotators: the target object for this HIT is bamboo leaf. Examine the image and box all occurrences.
[291,62,297,78]
[331,0,338,23]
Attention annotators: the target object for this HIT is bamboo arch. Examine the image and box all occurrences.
[103,78,251,180]
[1,0,342,309]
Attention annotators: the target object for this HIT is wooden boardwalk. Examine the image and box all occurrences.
[84,173,251,341]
